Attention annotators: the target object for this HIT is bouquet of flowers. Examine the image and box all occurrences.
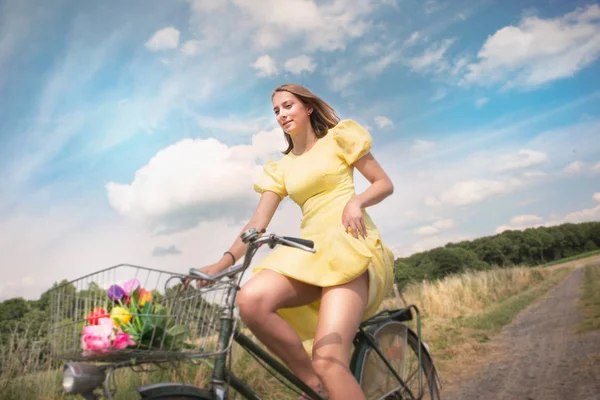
[81,279,187,355]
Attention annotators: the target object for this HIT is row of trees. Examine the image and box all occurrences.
[394,221,600,289]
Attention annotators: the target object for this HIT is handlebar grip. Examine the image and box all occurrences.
[188,268,211,279]
[282,237,314,249]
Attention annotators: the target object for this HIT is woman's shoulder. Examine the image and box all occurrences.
[330,119,372,142]
[329,119,373,164]
[327,119,367,135]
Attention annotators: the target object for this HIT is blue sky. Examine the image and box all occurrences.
[1,0,599,300]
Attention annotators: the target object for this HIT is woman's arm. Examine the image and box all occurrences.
[342,152,393,238]
[220,191,282,265]
[192,191,281,282]
[352,152,394,208]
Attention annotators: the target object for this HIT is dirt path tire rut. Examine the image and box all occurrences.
[442,266,600,400]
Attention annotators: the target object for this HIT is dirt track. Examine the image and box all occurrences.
[442,265,600,400]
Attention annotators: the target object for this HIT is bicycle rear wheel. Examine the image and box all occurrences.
[358,321,441,400]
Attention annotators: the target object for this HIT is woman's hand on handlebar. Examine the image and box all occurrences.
[182,261,228,290]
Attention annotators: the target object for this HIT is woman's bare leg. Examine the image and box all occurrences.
[311,272,369,400]
[236,269,323,391]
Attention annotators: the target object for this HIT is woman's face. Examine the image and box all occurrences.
[272,91,312,136]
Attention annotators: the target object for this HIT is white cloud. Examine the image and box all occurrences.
[496,214,544,233]
[323,58,365,94]
[564,160,584,173]
[415,226,439,235]
[358,43,383,56]
[462,4,600,88]
[414,219,455,236]
[405,31,421,47]
[436,179,523,206]
[425,196,442,206]
[433,218,455,229]
[522,170,547,179]
[424,0,444,14]
[181,40,205,56]
[494,149,550,172]
[430,88,447,102]
[592,162,600,173]
[558,205,600,224]
[152,245,182,257]
[145,27,180,51]
[106,127,286,234]
[189,0,383,54]
[522,193,600,229]
[511,214,544,225]
[395,234,472,257]
[191,113,273,135]
[475,97,489,108]
[411,139,436,151]
[252,55,278,77]
[374,116,394,129]
[189,0,227,12]
[365,52,399,75]
[284,55,316,75]
[409,39,455,72]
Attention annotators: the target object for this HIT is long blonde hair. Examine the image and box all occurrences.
[272,84,340,155]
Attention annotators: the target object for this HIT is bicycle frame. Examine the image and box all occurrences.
[198,229,326,400]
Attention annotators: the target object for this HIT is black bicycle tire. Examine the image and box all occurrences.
[357,321,441,400]
[406,327,441,400]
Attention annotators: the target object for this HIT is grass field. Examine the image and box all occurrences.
[578,261,600,333]
[0,257,584,399]
[540,250,600,268]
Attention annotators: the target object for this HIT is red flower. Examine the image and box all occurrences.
[86,307,109,325]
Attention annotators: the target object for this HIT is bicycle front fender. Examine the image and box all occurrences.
[136,383,213,399]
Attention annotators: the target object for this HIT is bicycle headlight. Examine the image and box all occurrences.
[62,363,106,394]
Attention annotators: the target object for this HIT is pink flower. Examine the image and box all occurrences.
[81,318,115,354]
[122,279,141,296]
[113,333,136,350]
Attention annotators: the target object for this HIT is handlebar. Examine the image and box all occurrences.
[188,229,316,282]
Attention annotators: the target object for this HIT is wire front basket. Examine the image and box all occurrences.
[48,264,237,363]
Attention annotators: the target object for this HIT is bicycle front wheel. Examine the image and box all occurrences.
[357,321,441,400]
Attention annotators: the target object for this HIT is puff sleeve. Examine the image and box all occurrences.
[332,119,373,165]
[254,160,287,200]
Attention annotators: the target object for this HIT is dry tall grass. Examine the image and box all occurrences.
[0,265,571,399]
[0,322,61,399]
[395,267,550,319]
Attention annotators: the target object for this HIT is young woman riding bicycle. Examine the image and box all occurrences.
[191,84,395,400]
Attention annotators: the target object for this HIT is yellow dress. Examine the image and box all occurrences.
[252,119,395,354]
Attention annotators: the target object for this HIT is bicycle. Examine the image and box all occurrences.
[49,228,441,400]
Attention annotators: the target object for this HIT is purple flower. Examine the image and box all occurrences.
[107,284,125,301]
[122,279,141,296]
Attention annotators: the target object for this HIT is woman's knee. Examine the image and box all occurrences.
[236,286,271,322]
